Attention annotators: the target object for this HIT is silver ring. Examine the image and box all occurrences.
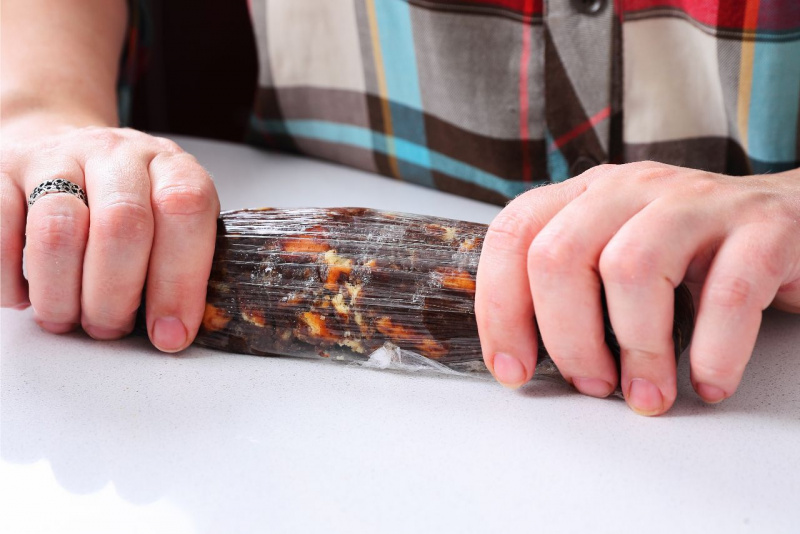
[28,179,88,208]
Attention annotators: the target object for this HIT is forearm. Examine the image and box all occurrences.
[1,0,128,135]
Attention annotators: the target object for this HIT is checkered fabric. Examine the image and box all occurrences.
[247,1,799,204]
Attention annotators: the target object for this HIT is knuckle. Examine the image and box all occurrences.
[548,342,606,371]
[623,348,663,365]
[632,166,676,186]
[82,288,144,329]
[28,211,87,254]
[84,308,138,330]
[152,151,202,171]
[544,328,608,367]
[692,359,746,383]
[599,242,659,286]
[3,138,38,164]
[580,163,616,183]
[632,160,667,171]
[476,287,530,336]
[0,153,19,174]
[94,200,153,242]
[2,168,17,188]
[688,174,721,197]
[752,241,787,281]
[550,354,591,373]
[29,287,77,322]
[153,184,217,216]
[37,310,76,324]
[636,160,661,168]
[592,163,617,173]
[609,161,675,186]
[528,232,579,276]
[484,207,531,256]
[705,275,754,309]
[83,127,125,151]
[147,278,206,322]
[151,136,183,155]
[477,295,504,329]
[148,277,190,302]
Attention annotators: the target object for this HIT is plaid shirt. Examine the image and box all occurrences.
[229,2,800,204]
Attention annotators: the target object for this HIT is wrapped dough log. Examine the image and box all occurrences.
[195,208,695,377]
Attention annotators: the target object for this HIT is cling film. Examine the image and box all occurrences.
[193,208,695,378]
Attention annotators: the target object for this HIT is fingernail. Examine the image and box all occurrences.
[37,321,77,334]
[573,377,614,398]
[492,352,528,388]
[84,325,127,340]
[628,378,664,416]
[696,383,727,404]
[14,301,31,310]
[152,316,187,352]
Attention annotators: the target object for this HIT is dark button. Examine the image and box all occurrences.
[570,155,600,176]
[571,0,607,15]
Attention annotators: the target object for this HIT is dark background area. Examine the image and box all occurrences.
[129,0,258,142]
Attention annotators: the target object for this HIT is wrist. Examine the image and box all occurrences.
[1,92,118,140]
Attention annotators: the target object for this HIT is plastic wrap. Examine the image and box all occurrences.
[194,208,695,379]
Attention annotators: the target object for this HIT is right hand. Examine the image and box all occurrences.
[1,120,220,352]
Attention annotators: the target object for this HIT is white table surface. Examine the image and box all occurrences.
[2,136,799,534]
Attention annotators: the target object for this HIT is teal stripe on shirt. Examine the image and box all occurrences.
[373,1,423,110]
[251,118,539,198]
[373,0,433,186]
[748,39,800,164]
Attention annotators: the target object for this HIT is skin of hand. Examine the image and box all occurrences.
[475,161,800,416]
[1,124,220,352]
[1,0,220,352]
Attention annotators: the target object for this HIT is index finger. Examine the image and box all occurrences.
[475,175,591,387]
[145,151,220,352]
[690,227,793,402]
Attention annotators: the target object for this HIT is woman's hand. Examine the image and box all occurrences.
[2,0,218,351]
[475,161,800,415]
[1,120,220,352]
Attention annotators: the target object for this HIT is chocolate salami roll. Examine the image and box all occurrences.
[192,208,695,378]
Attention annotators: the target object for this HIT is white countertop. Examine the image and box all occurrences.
[2,136,799,534]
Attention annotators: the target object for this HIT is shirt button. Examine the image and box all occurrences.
[571,0,607,15]
[570,155,600,176]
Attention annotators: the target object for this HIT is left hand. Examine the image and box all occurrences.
[475,161,800,416]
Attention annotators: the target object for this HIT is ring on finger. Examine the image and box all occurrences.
[28,179,88,208]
